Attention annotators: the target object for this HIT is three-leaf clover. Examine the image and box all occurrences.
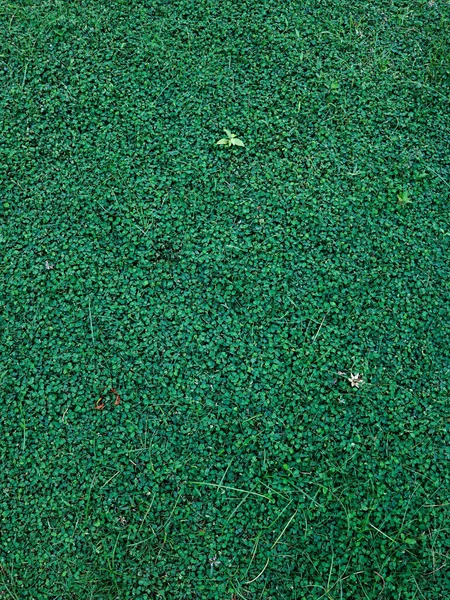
[216,129,245,147]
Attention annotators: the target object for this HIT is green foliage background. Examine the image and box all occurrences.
[1,0,449,598]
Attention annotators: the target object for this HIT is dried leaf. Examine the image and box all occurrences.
[95,398,105,410]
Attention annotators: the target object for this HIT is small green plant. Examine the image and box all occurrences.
[397,190,412,204]
[216,129,245,147]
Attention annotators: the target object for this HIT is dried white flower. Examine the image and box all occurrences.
[348,373,364,388]
[209,555,221,567]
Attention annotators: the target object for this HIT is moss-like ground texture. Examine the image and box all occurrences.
[1,0,450,598]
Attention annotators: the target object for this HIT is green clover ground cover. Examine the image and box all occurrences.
[1,0,450,598]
